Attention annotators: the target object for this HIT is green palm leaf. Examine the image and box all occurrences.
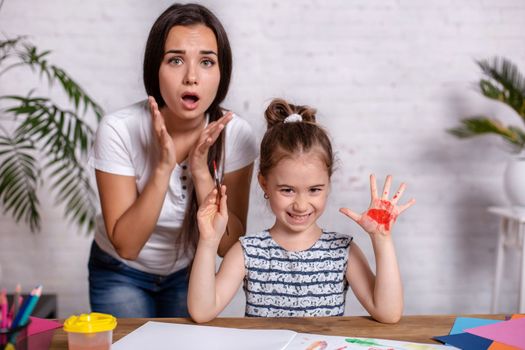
[0,131,40,231]
[46,157,96,232]
[477,57,525,121]
[450,57,525,154]
[0,37,102,120]
[19,43,103,120]
[0,36,103,233]
[448,117,525,151]
[0,94,96,232]
[7,95,93,157]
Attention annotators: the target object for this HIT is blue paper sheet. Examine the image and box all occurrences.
[434,332,492,350]
[449,317,502,335]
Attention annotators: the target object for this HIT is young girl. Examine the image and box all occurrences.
[188,98,415,323]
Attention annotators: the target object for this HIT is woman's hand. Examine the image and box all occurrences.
[149,96,177,172]
[197,185,229,244]
[339,174,415,236]
[189,111,233,179]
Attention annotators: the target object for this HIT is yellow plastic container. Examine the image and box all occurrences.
[63,312,117,350]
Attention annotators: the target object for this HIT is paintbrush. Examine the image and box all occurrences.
[213,160,221,209]
[213,160,228,235]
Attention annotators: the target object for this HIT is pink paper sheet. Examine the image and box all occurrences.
[466,317,525,349]
[28,317,62,336]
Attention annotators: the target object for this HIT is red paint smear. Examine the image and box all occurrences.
[367,200,396,230]
[378,199,393,210]
[367,209,393,230]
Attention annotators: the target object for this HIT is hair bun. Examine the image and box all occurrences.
[264,98,316,129]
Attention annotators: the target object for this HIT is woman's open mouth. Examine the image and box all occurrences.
[181,92,200,110]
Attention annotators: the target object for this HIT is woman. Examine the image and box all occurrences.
[88,3,257,317]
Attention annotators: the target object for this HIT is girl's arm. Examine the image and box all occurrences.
[341,174,415,323]
[97,97,176,260]
[188,186,246,323]
[345,239,403,323]
[192,163,253,257]
[189,112,254,257]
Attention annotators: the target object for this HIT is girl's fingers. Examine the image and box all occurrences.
[198,190,217,217]
[370,174,378,200]
[391,183,406,204]
[381,175,392,200]
[398,198,416,214]
[207,188,218,203]
[339,208,361,223]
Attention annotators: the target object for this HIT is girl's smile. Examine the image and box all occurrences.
[259,151,330,245]
[286,211,313,223]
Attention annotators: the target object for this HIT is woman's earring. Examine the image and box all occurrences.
[264,193,269,199]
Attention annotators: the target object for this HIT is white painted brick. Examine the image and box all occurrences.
[1,0,525,318]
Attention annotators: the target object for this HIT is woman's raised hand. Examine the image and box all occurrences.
[189,111,233,179]
[197,185,229,243]
[149,96,177,172]
[339,174,415,236]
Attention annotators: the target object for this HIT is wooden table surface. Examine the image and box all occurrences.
[49,314,506,349]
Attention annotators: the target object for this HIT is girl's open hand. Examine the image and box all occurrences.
[339,174,415,236]
[197,185,229,243]
[149,96,177,172]
[189,111,233,179]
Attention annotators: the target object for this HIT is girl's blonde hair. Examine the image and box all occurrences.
[259,98,334,178]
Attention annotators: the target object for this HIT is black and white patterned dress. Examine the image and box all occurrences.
[239,230,353,317]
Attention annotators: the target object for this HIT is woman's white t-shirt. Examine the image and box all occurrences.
[89,100,258,275]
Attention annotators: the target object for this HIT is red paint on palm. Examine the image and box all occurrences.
[367,200,396,230]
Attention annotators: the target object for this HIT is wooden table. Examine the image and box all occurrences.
[48,314,506,349]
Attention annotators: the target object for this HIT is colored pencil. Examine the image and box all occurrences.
[12,284,21,319]
[0,289,7,329]
[11,285,42,329]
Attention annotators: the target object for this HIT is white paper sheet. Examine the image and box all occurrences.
[111,321,296,350]
[112,321,458,350]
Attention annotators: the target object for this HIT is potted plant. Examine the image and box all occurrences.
[448,57,525,205]
[0,35,102,232]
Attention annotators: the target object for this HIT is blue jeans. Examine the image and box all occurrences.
[88,241,190,318]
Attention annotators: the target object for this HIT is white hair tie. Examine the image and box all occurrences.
[284,113,302,123]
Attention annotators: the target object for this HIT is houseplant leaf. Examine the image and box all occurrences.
[449,57,525,154]
[0,130,41,231]
[477,57,525,122]
[0,36,102,233]
[448,117,525,151]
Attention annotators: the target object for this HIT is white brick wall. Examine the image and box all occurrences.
[1,0,524,318]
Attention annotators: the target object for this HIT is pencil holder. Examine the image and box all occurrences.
[0,320,30,350]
